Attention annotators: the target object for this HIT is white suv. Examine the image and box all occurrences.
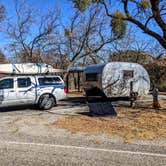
[0,75,67,110]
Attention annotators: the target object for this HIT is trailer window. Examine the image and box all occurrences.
[86,73,98,81]
[123,70,134,79]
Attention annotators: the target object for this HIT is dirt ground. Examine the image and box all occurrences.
[0,93,165,166]
[50,93,166,142]
[0,93,165,144]
[51,107,166,142]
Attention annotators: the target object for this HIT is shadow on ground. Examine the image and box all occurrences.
[1,96,163,114]
[0,105,39,112]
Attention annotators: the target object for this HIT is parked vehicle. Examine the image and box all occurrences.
[83,62,150,99]
[0,75,67,110]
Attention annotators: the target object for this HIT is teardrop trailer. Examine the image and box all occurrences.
[0,63,67,110]
[83,62,150,102]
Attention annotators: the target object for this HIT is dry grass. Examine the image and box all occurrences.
[67,91,84,97]
[137,100,166,110]
[51,107,166,142]
[160,100,166,108]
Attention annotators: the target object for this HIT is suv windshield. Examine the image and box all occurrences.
[38,77,62,86]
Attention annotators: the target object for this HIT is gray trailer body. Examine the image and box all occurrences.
[83,62,150,98]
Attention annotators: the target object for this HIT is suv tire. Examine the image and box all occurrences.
[38,94,55,110]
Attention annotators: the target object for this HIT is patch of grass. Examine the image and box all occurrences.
[51,107,166,142]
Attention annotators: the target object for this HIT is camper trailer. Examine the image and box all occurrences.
[83,62,150,99]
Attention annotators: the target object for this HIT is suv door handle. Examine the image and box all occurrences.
[9,90,14,92]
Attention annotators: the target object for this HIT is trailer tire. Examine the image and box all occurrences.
[38,94,56,110]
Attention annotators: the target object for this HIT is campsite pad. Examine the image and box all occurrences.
[51,107,166,142]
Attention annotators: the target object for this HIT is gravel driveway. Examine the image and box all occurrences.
[0,97,165,165]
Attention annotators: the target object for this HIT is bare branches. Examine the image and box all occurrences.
[101,0,166,49]
[150,0,166,38]
[5,0,60,62]
[0,5,5,21]
[72,0,166,49]
[121,0,166,48]
[61,6,117,68]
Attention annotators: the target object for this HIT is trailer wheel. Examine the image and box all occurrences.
[38,94,55,110]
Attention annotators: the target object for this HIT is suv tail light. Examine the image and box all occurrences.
[64,86,68,93]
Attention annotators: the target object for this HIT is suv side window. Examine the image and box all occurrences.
[18,78,31,88]
[38,77,62,86]
[0,78,14,89]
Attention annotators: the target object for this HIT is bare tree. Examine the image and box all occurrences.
[4,0,60,62]
[109,25,165,63]
[57,7,120,76]
[72,0,166,49]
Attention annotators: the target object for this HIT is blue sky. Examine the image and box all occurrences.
[0,0,74,53]
[0,0,164,57]
[0,0,74,24]
[0,0,73,14]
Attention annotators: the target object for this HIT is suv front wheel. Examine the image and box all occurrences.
[38,94,55,110]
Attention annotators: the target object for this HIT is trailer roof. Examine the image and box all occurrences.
[84,62,145,74]
[84,64,105,73]
[69,66,85,73]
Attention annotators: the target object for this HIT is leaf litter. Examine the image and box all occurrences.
[51,107,166,142]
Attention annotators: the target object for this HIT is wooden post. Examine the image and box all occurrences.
[130,81,134,107]
[66,73,69,93]
[73,73,76,90]
[152,88,160,109]
[77,72,80,92]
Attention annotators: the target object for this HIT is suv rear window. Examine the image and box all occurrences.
[38,77,62,86]
[18,78,31,88]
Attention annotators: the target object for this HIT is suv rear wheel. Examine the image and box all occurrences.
[38,94,55,110]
